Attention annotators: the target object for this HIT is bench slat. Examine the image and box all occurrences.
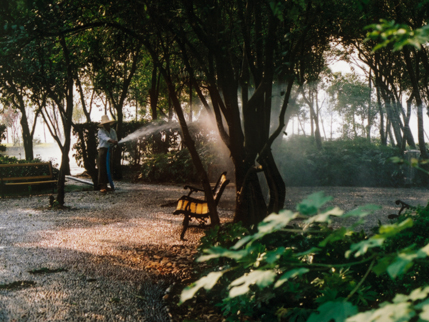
[2,175,53,181]
[0,162,51,168]
[5,180,57,186]
[0,162,56,198]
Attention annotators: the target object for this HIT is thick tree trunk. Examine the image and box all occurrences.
[233,162,267,228]
[75,124,99,190]
[259,150,285,214]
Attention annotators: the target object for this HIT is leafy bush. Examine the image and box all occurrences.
[137,149,199,183]
[275,136,405,187]
[181,192,429,321]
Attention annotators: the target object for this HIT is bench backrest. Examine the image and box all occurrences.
[213,172,230,205]
[0,162,53,181]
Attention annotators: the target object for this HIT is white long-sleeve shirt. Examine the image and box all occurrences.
[98,128,118,149]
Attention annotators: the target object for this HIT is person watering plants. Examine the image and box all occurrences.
[97,115,118,193]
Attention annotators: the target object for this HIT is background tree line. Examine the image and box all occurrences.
[0,0,428,226]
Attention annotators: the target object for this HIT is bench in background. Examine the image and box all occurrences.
[173,172,230,240]
[0,162,57,198]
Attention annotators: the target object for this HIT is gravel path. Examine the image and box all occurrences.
[0,180,235,322]
[0,180,427,321]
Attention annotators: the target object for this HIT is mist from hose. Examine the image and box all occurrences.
[118,122,176,144]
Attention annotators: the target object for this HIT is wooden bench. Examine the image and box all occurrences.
[0,162,57,198]
[173,171,230,240]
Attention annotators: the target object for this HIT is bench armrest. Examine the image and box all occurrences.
[183,185,204,195]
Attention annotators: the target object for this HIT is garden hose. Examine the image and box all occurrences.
[106,146,115,190]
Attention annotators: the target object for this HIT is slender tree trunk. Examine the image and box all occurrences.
[375,83,386,145]
[367,71,372,141]
[403,47,428,159]
[20,111,34,161]
[56,36,74,206]
[149,65,158,120]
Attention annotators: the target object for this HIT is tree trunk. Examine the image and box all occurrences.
[367,71,372,141]
[375,83,386,145]
[233,161,267,227]
[403,46,428,159]
[56,36,74,206]
[149,65,159,120]
[20,112,34,161]
[259,149,285,214]
[381,93,403,147]
[113,108,123,180]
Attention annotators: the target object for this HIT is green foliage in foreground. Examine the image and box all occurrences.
[275,137,406,187]
[182,192,429,321]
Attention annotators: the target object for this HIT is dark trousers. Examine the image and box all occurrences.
[98,148,108,189]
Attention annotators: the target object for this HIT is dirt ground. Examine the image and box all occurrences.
[284,186,429,231]
[1,181,428,321]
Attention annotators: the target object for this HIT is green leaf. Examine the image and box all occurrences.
[295,247,321,257]
[343,205,381,218]
[387,244,429,278]
[348,302,414,322]
[197,246,249,262]
[346,237,385,258]
[258,210,299,234]
[180,271,224,303]
[372,254,396,275]
[304,207,343,224]
[419,305,429,322]
[232,210,299,250]
[274,268,309,288]
[307,300,358,322]
[378,218,413,237]
[345,310,373,322]
[229,270,276,298]
[349,219,414,259]
[387,253,416,279]
[297,192,332,216]
[232,235,253,250]
[394,286,429,303]
[319,227,349,247]
[263,247,285,264]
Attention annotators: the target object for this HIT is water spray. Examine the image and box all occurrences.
[118,122,178,145]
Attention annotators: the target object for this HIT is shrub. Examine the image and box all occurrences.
[275,136,405,187]
[181,192,429,321]
[137,149,199,183]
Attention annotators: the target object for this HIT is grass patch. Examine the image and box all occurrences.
[0,281,36,290]
[28,267,67,274]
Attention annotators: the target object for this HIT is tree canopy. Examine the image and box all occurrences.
[0,0,428,218]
